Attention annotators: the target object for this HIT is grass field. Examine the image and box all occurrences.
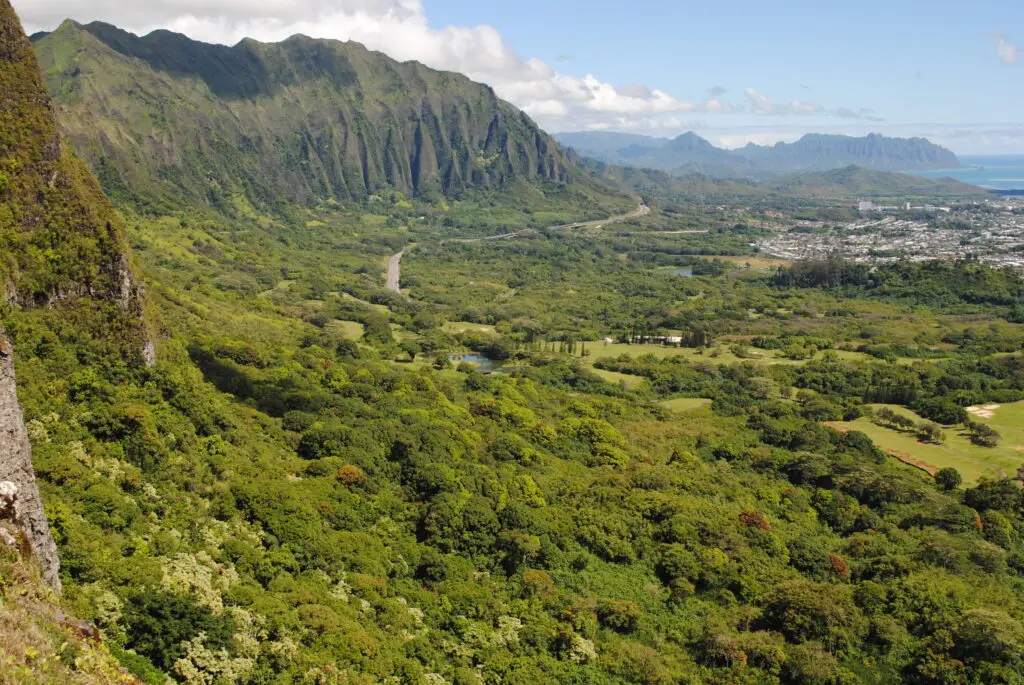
[975,401,1024,453]
[580,342,876,367]
[830,402,1024,485]
[390,324,418,341]
[699,255,794,271]
[591,367,645,387]
[443,321,497,335]
[660,397,713,412]
[326,319,364,340]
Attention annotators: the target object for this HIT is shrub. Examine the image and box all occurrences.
[521,569,556,598]
[739,508,771,531]
[336,464,366,487]
[596,599,642,633]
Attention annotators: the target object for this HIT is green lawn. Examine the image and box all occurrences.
[584,342,785,366]
[972,401,1024,453]
[390,324,419,341]
[830,402,1024,485]
[660,397,713,412]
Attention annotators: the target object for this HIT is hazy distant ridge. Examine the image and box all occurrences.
[557,131,962,178]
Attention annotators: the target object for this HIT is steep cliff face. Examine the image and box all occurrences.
[30,21,592,212]
[0,0,156,593]
[0,6,151,323]
[0,329,59,590]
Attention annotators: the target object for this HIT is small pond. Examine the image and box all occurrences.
[449,353,504,372]
[664,267,694,277]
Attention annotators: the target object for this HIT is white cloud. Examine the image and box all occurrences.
[746,89,877,120]
[16,0,876,130]
[745,88,776,115]
[789,100,822,115]
[988,32,1020,64]
[709,131,803,149]
[702,98,733,113]
[746,88,825,117]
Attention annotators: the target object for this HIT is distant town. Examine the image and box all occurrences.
[756,197,1024,272]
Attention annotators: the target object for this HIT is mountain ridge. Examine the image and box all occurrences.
[578,157,984,202]
[557,130,962,178]
[31,21,623,215]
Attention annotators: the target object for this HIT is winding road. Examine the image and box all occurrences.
[385,251,404,294]
[385,202,649,294]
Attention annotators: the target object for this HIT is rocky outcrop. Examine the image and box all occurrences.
[0,330,60,591]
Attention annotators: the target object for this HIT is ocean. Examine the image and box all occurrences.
[914,155,1024,191]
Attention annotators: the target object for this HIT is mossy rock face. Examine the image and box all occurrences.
[0,0,148,355]
[0,4,111,300]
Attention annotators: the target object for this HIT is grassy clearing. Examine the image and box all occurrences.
[661,397,713,412]
[326,319,364,340]
[830,401,1024,485]
[443,321,497,335]
[341,293,390,314]
[972,401,1024,453]
[581,342,865,367]
[700,255,794,271]
[390,324,418,341]
[590,367,645,388]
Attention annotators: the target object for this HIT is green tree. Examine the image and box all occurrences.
[400,340,421,362]
[124,591,236,671]
[935,467,963,491]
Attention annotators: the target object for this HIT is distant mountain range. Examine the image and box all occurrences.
[574,156,983,203]
[557,131,963,179]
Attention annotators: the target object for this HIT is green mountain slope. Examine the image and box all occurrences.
[0,12,148,315]
[767,165,980,197]
[558,131,963,178]
[31,21,615,215]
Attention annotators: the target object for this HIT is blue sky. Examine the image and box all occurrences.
[16,0,1024,152]
[426,0,1024,152]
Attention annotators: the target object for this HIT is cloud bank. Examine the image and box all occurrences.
[17,0,875,131]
